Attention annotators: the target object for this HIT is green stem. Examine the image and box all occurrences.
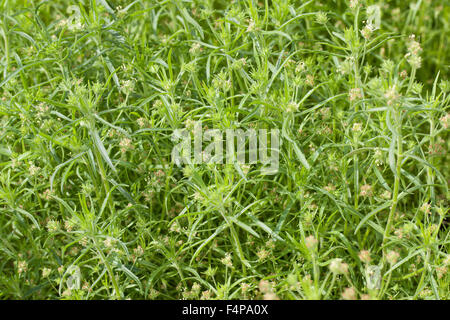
[383,113,402,245]
[93,147,114,213]
[93,240,121,299]
[427,114,435,203]
[406,67,417,95]
[413,249,430,299]
[379,271,392,299]
[324,273,336,299]
[311,252,320,298]
[1,21,10,78]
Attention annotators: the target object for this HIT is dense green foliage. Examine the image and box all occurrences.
[0,0,448,299]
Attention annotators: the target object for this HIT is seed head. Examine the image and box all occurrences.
[295,61,306,73]
[439,113,449,129]
[443,255,450,266]
[419,203,431,215]
[42,267,51,278]
[257,248,270,261]
[103,237,116,248]
[305,74,315,86]
[349,88,362,101]
[120,79,135,95]
[62,289,72,297]
[384,86,400,106]
[352,122,362,132]
[349,0,359,10]
[137,118,147,128]
[241,282,251,293]
[405,35,423,69]
[201,290,212,300]
[28,162,40,176]
[342,287,357,300]
[385,250,400,265]
[407,35,422,56]
[329,258,349,274]
[119,137,133,153]
[305,235,318,250]
[258,280,271,293]
[189,43,202,55]
[17,260,28,274]
[247,19,257,32]
[324,184,336,192]
[263,292,279,300]
[285,101,299,113]
[360,184,373,197]
[46,220,60,233]
[358,250,371,264]
[315,12,328,25]
[221,253,233,268]
[437,266,447,279]
[361,23,374,40]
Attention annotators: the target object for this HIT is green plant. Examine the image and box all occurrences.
[0,0,448,300]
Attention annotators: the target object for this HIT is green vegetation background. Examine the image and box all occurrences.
[0,0,448,300]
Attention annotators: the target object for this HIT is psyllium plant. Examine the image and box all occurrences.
[0,0,448,300]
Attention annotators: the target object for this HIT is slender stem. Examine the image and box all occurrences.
[379,271,392,299]
[311,252,320,298]
[93,147,114,213]
[324,273,336,299]
[93,240,121,299]
[427,113,435,203]
[354,154,359,209]
[1,22,10,78]
[413,249,430,299]
[406,67,417,95]
[383,113,402,245]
